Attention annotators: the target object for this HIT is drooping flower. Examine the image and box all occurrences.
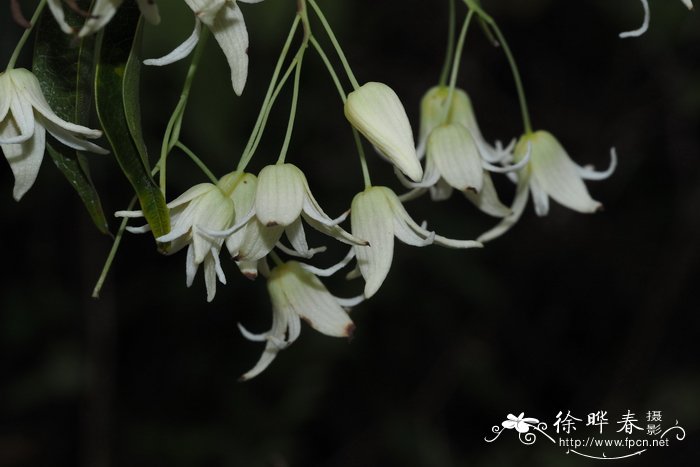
[238,260,357,380]
[502,413,540,433]
[478,130,616,242]
[351,186,482,298]
[345,82,423,182]
[401,86,522,218]
[47,0,161,37]
[116,182,234,302]
[144,0,264,96]
[213,163,367,268]
[0,68,108,201]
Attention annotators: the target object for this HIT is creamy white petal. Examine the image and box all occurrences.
[185,244,198,287]
[236,260,258,280]
[478,174,530,243]
[0,73,12,122]
[2,93,35,144]
[303,213,367,247]
[144,19,202,67]
[255,164,305,227]
[237,219,284,261]
[398,187,428,203]
[279,262,355,338]
[620,0,650,38]
[351,187,395,298]
[203,254,218,302]
[429,177,454,201]
[298,248,356,277]
[530,176,550,217]
[206,2,249,95]
[190,189,233,263]
[681,0,693,10]
[12,69,103,138]
[2,123,45,201]
[528,131,602,213]
[385,188,480,249]
[125,224,151,234]
[78,0,124,38]
[463,171,511,218]
[166,183,215,209]
[283,218,316,258]
[576,147,618,181]
[345,82,423,182]
[429,123,483,192]
[41,117,109,154]
[46,0,75,34]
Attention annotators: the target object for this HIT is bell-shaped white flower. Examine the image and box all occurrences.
[345,82,423,182]
[351,186,482,298]
[238,260,356,380]
[478,130,617,242]
[0,68,108,201]
[145,0,264,96]
[116,182,234,302]
[47,0,161,37]
[402,86,517,217]
[214,163,367,267]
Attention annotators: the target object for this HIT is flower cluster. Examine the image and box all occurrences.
[5,0,690,380]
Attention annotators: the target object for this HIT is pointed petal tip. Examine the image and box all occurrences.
[243,271,258,280]
[345,323,356,339]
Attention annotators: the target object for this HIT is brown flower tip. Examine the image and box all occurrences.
[345,323,356,339]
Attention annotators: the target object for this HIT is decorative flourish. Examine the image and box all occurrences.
[485,414,555,444]
[660,421,686,441]
[567,449,646,460]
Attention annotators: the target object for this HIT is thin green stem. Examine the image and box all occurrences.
[7,0,47,70]
[277,50,305,164]
[92,196,137,298]
[239,43,303,170]
[311,32,370,187]
[466,0,531,133]
[175,141,218,183]
[489,21,532,134]
[438,0,456,87]
[310,36,346,102]
[237,16,301,171]
[442,10,474,123]
[352,129,372,189]
[307,0,360,90]
[158,29,210,195]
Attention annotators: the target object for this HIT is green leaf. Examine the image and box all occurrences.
[31,2,110,234]
[123,17,150,170]
[94,3,170,247]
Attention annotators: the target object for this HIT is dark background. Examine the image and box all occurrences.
[1,0,699,466]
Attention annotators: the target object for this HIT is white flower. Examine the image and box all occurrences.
[214,163,367,268]
[238,260,356,380]
[47,0,161,37]
[144,0,264,96]
[116,182,234,302]
[345,82,423,182]
[402,86,520,218]
[478,130,617,242]
[502,413,539,433]
[0,68,108,201]
[351,186,482,298]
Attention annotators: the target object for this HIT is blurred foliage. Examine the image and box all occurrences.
[1,0,699,466]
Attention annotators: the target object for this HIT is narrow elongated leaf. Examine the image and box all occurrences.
[123,18,150,169]
[95,3,170,246]
[32,2,110,234]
